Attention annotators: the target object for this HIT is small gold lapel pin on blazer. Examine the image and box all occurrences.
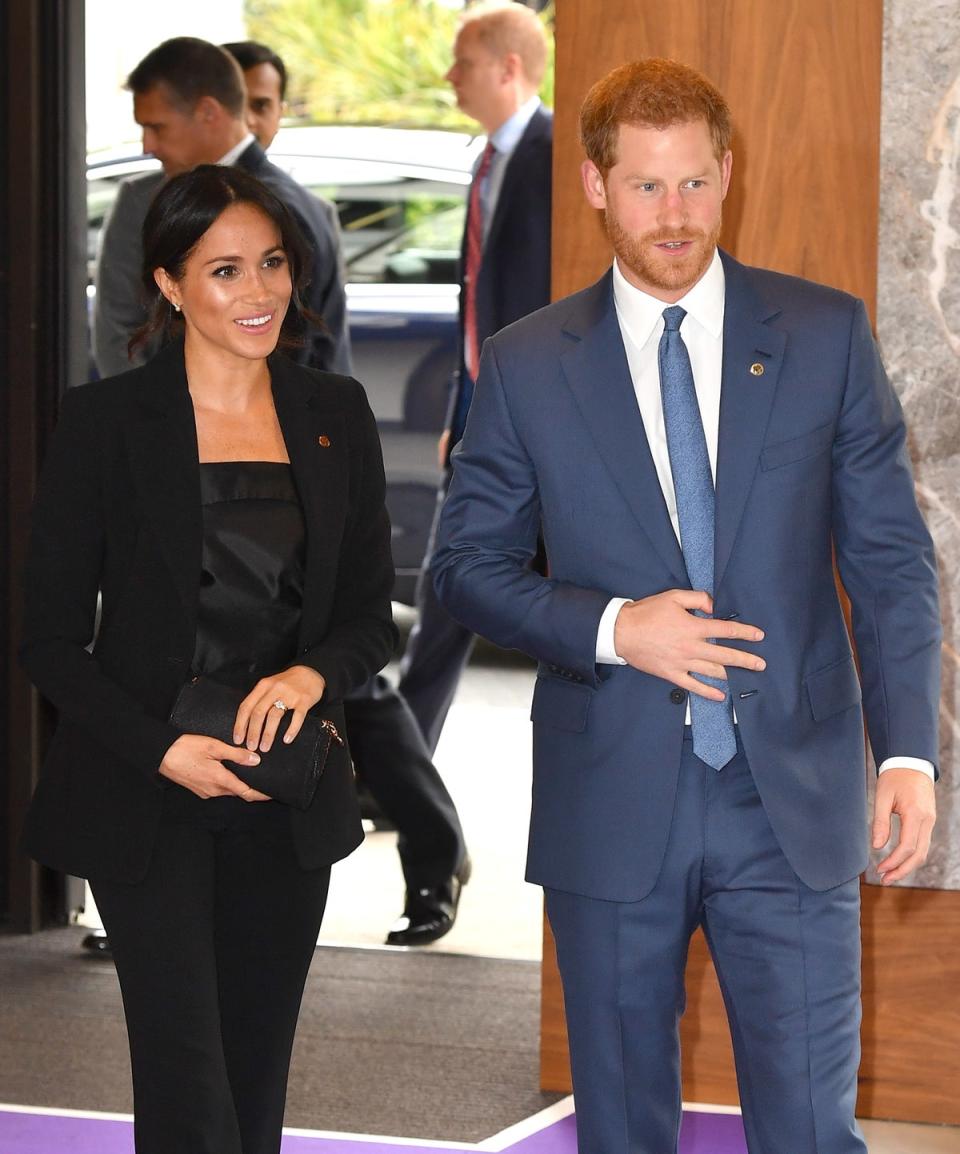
[749,362,765,376]
[318,435,331,447]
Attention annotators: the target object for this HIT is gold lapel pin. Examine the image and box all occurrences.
[318,435,331,447]
[749,362,765,376]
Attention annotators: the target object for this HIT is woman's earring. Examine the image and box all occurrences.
[173,302,181,313]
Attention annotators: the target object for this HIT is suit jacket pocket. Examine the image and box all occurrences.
[804,655,862,721]
[760,422,834,471]
[530,676,593,733]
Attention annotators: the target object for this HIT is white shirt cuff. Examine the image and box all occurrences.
[596,597,630,664]
[877,757,935,781]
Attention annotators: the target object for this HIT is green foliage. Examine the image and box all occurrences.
[244,0,553,129]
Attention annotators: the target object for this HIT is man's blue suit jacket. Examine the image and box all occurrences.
[433,251,941,902]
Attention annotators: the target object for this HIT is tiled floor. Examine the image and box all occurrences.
[860,1117,960,1153]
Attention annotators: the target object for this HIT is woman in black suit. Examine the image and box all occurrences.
[20,165,396,1154]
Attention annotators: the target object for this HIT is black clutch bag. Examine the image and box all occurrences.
[168,676,344,810]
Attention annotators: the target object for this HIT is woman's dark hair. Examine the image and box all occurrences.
[131,164,321,357]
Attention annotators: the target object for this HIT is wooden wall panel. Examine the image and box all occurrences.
[551,0,882,321]
[542,0,960,1126]
[858,886,960,1123]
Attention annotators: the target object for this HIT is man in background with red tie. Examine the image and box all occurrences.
[397,0,554,755]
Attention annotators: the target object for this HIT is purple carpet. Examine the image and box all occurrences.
[505,1111,747,1154]
[0,1106,747,1154]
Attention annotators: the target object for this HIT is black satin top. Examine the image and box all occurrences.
[193,462,306,684]
[165,461,306,826]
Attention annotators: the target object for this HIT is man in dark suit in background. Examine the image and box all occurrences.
[434,58,939,1154]
[396,0,553,753]
[92,37,349,378]
[326,2,554,947]
[221,40,287,151]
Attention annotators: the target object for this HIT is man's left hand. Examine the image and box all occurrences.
[872,768,936,885]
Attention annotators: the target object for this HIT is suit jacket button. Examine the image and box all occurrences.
[670,688,686,704]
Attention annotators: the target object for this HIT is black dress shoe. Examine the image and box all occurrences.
[81,929,113,955]
[385,856,472,947]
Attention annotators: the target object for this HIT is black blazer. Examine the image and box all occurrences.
[448,106,553,446]
[20,341,397,883]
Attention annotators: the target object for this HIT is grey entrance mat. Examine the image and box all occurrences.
[0,927,561,1141]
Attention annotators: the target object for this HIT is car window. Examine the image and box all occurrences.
[285,157,465,286]
[308,182,465,285]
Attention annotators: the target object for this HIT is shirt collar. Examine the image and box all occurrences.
[218,132,256,167]
[489,95,541,159]
[612,248,725,349]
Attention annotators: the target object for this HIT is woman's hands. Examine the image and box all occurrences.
[159,665,326,801]
[233,664,327,753]
[159,734,270,801]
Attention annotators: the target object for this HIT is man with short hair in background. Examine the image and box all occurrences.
[93,36,349,377]
[397,0,554,754]
[221,39,287,151]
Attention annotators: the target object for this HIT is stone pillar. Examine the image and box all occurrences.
[872,0,960,890]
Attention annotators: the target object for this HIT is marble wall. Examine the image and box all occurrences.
[870,0,960,888]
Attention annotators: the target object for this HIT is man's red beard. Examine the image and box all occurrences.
[605,214,722,296]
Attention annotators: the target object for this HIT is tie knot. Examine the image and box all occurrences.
[662,305,686,332]
[478,141,496,176]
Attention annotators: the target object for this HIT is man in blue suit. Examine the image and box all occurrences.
[398,0,554,754]
[433,59,940,1154]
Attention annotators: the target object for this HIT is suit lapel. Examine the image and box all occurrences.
[559,274,688,586]
[269,357,349,624]
[235,139,269,177]
[125,341,203,621]
[714,253,785,590]
[483,108,549,257]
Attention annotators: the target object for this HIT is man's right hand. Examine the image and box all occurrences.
[158,734,270,801]
[437,428,451,470]
[613,590,765,700]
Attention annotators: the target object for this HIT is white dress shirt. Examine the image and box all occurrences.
[592,253,933,780]
[218,133,256,167]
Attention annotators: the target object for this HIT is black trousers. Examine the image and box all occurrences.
[90,802,330,1154]
[344,674,466,888]
[397,470,475,755]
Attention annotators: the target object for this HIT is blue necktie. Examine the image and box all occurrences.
[658,305,736,771]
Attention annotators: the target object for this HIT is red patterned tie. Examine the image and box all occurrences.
[464,141,496,379]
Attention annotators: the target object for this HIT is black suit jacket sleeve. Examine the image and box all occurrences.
[20,386,182,778]
[284,197,351,376]
[309,200,351,376]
